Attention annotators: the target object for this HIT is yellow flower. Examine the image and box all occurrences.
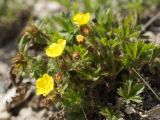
[73,13,90,26]
[36,73,54,96]
[45,39,66,57]
[76,35,85,43]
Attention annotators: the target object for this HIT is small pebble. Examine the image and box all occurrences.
[125,106,136,115]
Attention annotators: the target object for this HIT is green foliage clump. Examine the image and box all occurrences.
[13,0,160,119]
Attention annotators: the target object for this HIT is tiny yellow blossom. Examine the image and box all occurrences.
[45,39,66,57]
[76,35,85,43]
[36,73,54,96]
[73,13,90,26]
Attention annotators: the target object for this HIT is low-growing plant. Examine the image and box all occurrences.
[10,0,160,119]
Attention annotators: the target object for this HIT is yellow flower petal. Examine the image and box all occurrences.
[36,73,54,96]
[45,43,62,57]
[73,13,90,26]
[45,39,66,57]
[57,39,66,48]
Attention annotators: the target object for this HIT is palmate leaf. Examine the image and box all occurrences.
[122,41,155,67]
[117,80,144,104]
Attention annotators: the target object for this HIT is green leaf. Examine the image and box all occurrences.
[117,79,144,104]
